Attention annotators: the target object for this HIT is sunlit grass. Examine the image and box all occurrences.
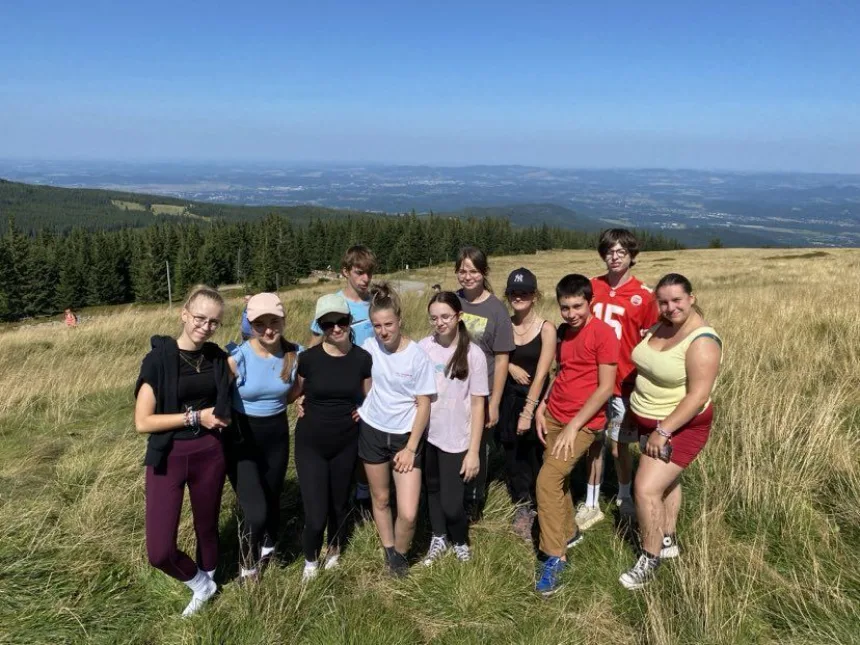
[1,248,859,644]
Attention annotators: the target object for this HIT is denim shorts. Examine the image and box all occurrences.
[604,396,637,444]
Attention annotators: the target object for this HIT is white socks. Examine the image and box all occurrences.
[182,569,217,617]
[302,560,319,582]
[204,569,216,580]
[240,566,258,579]
[618,482,632,500]
[260,545,276,559]
[586,484,601,508]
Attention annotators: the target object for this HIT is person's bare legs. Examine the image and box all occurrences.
[634,456,683,555]
[612,439,633,488]
[392,467,422,554]
[662,478,682,536]
[364,461,394,548]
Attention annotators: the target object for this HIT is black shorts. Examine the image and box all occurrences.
[358,420,425,465]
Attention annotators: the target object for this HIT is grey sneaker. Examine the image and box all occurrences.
[452,543,471,562]
[421,536,449,566]
[619,554,660,590]
[618,497,636,519]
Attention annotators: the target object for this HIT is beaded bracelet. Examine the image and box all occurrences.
[655,423,672,439]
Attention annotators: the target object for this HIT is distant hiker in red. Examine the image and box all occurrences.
[64,308,78,327]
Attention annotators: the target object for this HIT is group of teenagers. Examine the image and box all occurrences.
[133,229,723,616]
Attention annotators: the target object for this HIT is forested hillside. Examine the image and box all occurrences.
[0,213,682,321]
[0,179,363,233]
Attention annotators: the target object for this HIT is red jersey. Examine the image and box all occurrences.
[546,317,619,429]
[590,275,658,397]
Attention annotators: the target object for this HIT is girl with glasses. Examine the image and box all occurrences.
[292,293,373,581]
[133,285,232,616]
[454,246,515,520]
[418,292,488,565]
[225,293,302,584]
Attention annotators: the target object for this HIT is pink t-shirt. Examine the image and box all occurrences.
[418,335,489,453]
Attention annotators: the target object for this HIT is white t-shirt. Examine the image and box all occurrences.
[418,335,489,453]
[358,337,437,434]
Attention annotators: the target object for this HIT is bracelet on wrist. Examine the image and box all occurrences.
[655,423,672,438]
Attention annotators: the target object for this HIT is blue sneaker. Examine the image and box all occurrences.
[535,556,566,596]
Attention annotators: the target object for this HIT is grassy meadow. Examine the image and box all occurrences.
[1,248,859,644]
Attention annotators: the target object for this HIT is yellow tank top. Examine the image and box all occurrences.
[629,325,722,420]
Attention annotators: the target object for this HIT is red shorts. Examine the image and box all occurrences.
[635,405,713,468]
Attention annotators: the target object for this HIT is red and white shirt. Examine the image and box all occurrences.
[590,275,658,397]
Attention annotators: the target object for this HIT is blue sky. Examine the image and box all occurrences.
[1,1,858,172]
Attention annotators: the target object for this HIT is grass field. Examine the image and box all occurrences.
[1,248,859,644]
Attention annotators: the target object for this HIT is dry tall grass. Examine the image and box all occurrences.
[1,248,859,644]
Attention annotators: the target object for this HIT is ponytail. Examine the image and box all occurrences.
[279,337,300,383]
[447,320,471,381]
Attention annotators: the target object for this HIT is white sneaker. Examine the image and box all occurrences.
[576,506,605,531]
[422,536,449,566]
[452,543,471,563]
[574,502,589,523]
[323,552,341,570]
[182,573,217,617]
[619,554,660,590]
[302,561,319,582]
[659,534,679,559]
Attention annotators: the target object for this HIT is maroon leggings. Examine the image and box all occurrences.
[145,434,226,581]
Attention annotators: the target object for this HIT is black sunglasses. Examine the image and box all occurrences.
[319,316,351,331]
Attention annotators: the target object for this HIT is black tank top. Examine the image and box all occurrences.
[509,327,543,381]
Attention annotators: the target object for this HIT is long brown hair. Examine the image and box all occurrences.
[279,337,299,383]
[428,291,471,381]
[455,246,493,293]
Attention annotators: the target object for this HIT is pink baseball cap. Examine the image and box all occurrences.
[246,293,284,322]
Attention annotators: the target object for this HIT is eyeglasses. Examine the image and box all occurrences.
[190,313,221,330]
[428,313,456,324]
[319,316,351,331]
[604,248,629,259]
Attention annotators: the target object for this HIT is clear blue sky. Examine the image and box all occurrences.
[2,1,858,172]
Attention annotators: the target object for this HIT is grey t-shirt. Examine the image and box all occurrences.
[457,291,515,393]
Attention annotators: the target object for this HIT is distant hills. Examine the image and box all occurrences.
[3,160,860,246]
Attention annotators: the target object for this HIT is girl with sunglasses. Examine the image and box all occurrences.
[134,285,232,616]
[418,292,488,566]
[226,293,302,583]
[293,294,373,581]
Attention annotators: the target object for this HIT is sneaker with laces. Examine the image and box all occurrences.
[302,561,319,583]
[422,536,449,566]
[388,551,409,578]
[566,530,584,549]
[452,543,471,562]
[619,554,660,590]
[574,502,589,524]
[659,534,679,559]
[617,497,636,519]
[576,505,605,530]
[323,552,341,570]
[182,575,217,617]
[535,556,566,596]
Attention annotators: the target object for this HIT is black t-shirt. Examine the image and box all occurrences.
[175,349,218,440]
[297,344,372,428]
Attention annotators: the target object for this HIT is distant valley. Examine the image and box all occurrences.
[2,161,859,247]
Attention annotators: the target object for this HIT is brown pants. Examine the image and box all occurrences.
[536,412,597,557]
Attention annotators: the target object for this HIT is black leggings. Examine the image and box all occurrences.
[226,412,290,563]
[425,443,469,545]
[294,418,359,562]
[503,437,543,508]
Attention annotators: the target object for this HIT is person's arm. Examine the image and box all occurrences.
[134,383,227,434]
[393,394,431,473]
[227,355,239,378]
[644,337,721,458]
[551,363,616,461]
[517,322,557,434]
[486,352,509,428]
[461,394,486,481]
[287,375,304,404]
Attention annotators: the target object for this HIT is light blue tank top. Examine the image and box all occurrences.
[230,341,302,417]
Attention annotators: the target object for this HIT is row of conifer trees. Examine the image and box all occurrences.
[0,213,682,321]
